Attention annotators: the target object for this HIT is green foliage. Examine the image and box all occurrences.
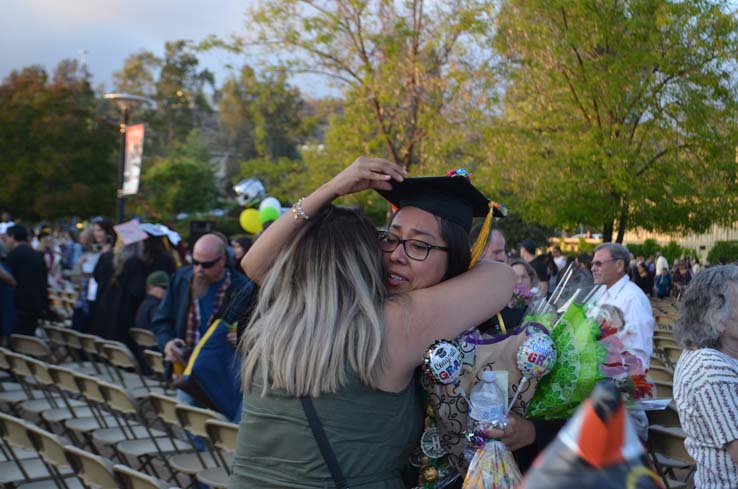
[245,0,498,171]
[218,66,306,168]
[661,241,695,264]
[626,239,694,263]
[626,239,660,259]
[0,61,117,220]
[577,238,596,254]
[481,0,738,243]
[112,41,215,156]
[707,241,738,265]
[140,130,217,217]
[493,212,555,254]
[239,156,308,205]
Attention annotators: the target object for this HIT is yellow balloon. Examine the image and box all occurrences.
[240,208,262,234]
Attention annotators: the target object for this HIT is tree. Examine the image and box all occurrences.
[480,0,738,242]
[155,41,215,150]
[242,0,498,172]
[139,130,217,217]
[112,50,161,99]
[0,61,117,220]
[218,65,306,166]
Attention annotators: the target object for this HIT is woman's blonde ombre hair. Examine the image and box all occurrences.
[240,206,389,397]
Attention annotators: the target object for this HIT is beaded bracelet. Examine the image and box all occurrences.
[291,197,310,221]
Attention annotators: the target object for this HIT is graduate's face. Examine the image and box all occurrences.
[383,206,448,294]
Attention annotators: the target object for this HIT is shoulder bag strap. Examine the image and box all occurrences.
[300,396,349,489]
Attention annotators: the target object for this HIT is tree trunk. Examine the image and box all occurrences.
[616,206,628,244]
[602,219,614,243]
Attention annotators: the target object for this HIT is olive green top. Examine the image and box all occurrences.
[228,367,422,489]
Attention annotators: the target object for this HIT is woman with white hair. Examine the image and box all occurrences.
[673,265,738,489]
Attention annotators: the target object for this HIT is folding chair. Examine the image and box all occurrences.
[196,419,239,488]
[42,324,74,364]
[102,341,162,398]
[170,404,225,486]
[130,328,159,351]
[649,354,670,370]
[96,380,186,479]
[0,412,63,486]
[647,425,695,489]
[10,334,54,361]
[649,365,674,383]
[23,356,88,428]
[73,374,160,458]
[1,350,50,416]
[113,463,174,489]
[76,333,116,378]
[63,444,119,489]
[25,423,83,489]
[44,366,118,451]
[662,346,683,370]
[57,329,99,375]
[646,403,682,429]
[143,350,173,394]
[653,381,674,399]
[0,346,24,391]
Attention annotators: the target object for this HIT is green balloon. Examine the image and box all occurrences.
[259,206,280,224]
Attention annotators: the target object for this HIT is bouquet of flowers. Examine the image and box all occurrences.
[522,264,654,420]
[509,283,536,309]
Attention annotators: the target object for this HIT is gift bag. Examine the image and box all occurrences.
[426,323,546,474]
[175,319,242,421]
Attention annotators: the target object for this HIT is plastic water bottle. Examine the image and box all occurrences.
[465,370,506,461]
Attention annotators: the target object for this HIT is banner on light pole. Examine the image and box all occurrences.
[121,124,145,196]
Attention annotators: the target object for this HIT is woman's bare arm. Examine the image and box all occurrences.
[242,157,406,285]
[382,259,515,388]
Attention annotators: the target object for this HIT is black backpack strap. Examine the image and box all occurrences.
[300,396,349,489]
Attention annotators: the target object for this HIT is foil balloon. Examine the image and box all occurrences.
[505,333,556,416]
[233,178,266,207]
[423,340,464,385]
[516,334,556,380]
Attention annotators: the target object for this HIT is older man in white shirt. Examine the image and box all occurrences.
[592,242,654,441]
[592,242,655,368]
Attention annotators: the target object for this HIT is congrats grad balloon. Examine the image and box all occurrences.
[423,340,464,385]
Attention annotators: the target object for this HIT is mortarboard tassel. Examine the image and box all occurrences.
[469,201,498,269]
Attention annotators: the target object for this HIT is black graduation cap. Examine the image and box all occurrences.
[377,174,504,233]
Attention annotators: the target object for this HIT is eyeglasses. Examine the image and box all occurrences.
[378,231,448,262]
[592,258,617,268]
[192,255,223,269]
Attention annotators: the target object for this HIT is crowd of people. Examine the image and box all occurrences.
[0,157,736,488]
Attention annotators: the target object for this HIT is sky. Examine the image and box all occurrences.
[0,0,334,97]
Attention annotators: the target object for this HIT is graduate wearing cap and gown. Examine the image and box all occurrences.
[378,169,507,488]
[228,158,514,489]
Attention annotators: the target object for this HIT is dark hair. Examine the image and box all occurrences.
[440,217,471,281]
[234,237,253,253]
[142,236,175,267]
[6,225,28,242]
[93,218,116,245]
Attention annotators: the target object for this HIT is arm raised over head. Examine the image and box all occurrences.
[242,157,406,285]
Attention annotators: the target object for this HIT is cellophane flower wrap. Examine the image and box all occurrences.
[521,264,653,420]
[525,302,607,419]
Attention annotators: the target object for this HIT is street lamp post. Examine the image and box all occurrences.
[103,93,152,223]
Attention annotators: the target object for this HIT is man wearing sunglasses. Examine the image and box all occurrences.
[592,241,654,442]
[151,233,253,388]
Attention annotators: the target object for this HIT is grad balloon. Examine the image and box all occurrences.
[239,209,262,234]
[259,206,280,224]
[259,196,281,212]
[233,178,266,207]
